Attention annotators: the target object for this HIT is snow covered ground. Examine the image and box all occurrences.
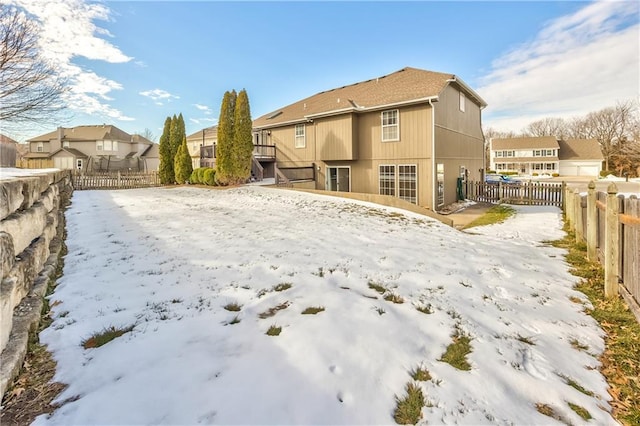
[32,186,615,425]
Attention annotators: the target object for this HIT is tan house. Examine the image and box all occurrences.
[186,126,217,169]
[252,67,487,209]
[0,134,18,167]
[25,125,158,172]
[490,137,603,177]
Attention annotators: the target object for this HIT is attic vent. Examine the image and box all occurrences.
[337,98,340,103]
[303,103,306,110]
[267,111,282,120]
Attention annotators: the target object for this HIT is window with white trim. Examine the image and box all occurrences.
[381,109,399,142]
[398,165,417,204]
[495,151,503,157]
[36,142,43,152]
[379,165,396,196]
[104,140,113,151]
[62,141,70,148]
[459,92,466,112]
[112,141,118,152]
[96,141,103,151]
[295,124,305,148]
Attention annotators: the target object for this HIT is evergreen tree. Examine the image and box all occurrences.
[216,90,237,185]
[169,114,180,171]
[233,89,254,184]
[158,116,173,184]
[174,136,193,184]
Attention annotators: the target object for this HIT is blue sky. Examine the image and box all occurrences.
[4,0,639,142]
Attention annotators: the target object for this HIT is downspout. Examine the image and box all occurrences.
[429,99,436,210]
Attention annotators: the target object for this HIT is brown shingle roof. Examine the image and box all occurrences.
[558,139,603,161]
[27,125,134,143]
[491,136,559,150]
[253,67,486,128]
[186,126,217,142]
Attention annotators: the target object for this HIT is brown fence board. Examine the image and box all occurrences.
[464,181,563,207]
[72,171,161,190]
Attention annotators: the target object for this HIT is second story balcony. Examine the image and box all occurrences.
[200,144,276,160]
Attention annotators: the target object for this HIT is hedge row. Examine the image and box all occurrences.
[190,167,217,186]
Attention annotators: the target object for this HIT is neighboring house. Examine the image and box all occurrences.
[490,137,603,177]
[186,126,217,169]
[25,125,158,172]
[557,139,604,176]
[252,66,487,209]
[0,134,18,167]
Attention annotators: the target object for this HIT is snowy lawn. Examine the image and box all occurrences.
[34,186,615,425]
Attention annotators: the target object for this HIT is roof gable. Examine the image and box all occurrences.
[28,125,134,143]
[558,139,603,161]
[254,67,485,128]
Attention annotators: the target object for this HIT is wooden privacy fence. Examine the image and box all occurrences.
[465,180,564,207]
[17,158,54,169]
[72,171,161,190]
[565,182,640,315]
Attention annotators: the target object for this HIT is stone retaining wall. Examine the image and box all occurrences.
[0,170,72,398]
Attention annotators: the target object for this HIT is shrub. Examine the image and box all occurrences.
[532,173,539,176]
[190,169,199,184]
[552,173,559,177]
[600,170,615,177]
[203,168,216,186]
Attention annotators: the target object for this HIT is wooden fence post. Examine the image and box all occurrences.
[605,183,619,297]
[565,187,573,225]
[587,181,597,261]
[576,190,584,243]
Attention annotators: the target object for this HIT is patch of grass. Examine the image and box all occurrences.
[416,304,432,314]
[463,204,516,229]
[516,334,535,345]
[410,367,432,382]
[569,338,589,352]
[301,306,325,315]
[223,302,242,312]
[384,293,404,304]
[393,382,424,425]
[273,282,292,292]
[368,281,387,294]
[171,298,183,304]
[535,403,557,419]
[552,227,640,425]
[312,267,325,277]
[439,330,472,371]
[374,306,386,316]
[82,325,134,349]
[266,325,282,336]
[227,315,241,325]
[569,296,583,304]
[559,374,594,397]
[258,301,290,319]
[568,402,592,421]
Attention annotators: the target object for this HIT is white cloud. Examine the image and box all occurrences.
[190,118,201,125]
[140,89,180,105]
[194,104,213,114]
[479,0,639,133]
[8,0,133,121]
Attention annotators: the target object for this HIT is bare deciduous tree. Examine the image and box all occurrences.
[524,117,568,139]
[0,6,67,124]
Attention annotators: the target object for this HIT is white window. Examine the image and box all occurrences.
[62,141,70,148]
[295,124,305,148]
[505,150,514,157]
[546,149,554,156]
[495,151,503,157]
[96,141,103,151]
[36,142,43,152]
[459,92,466,112]
[104,140,112,151]
[112,141,118,152]
[379,165,396,196]
[381,109,399,142]
[398,165,417,204]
